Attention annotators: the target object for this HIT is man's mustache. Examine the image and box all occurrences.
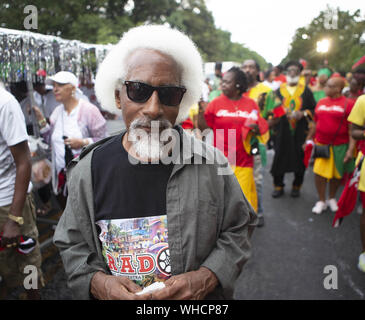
[130,117,172,130]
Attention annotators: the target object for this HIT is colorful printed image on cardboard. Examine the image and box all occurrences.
[96,215,170,288]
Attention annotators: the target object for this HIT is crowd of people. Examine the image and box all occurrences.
[0,24,365,300]
[184,58,365,275]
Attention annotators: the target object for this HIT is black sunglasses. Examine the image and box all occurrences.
[124,81,186,107]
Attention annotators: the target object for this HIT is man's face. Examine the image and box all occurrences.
[115,49,182,159]
[34,83,47,95]
[286,65,300,85]
[115,49,182,131]
[242,60,258,79]
[287,66,300,78]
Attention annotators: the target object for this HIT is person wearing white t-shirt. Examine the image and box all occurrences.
[0,87,43,300]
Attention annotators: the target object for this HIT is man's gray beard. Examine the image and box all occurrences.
[128,117,173,160]
[286,75,300,85]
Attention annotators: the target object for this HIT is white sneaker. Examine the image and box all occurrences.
[357,205,363,215]
[327,198,339,212]
[312,201,327,215]
[358,252,365,273]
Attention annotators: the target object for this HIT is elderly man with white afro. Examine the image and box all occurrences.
[53,23,257,301]
[95,24,203,125]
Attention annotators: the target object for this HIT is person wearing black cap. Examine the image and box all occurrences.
[269,60,316,198]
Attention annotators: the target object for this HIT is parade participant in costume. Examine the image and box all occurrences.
[270,61,316,198]
[33,71,106,209]
[346,94,365,272]
[242,60,271,103]
[54,25,257,300]
[306,77,355,214]
[312,68,332,103]
[241,60,277,226]
[205,67,269,213]
[242,60,280,121]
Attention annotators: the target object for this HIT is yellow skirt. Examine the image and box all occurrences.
[232,166,258,212]
[313,146,341,180]
[356,151,365,192]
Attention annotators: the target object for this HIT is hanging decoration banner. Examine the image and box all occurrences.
[0,27,114,85]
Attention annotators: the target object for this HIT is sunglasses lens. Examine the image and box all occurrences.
[125,81,186,106]
[158,87,186,106]
[126,82,152,103]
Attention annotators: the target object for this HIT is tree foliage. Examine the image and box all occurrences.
[283,6,365,72]
[1,0,268,67]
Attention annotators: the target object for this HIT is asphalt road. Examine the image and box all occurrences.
[7,122,365,300]
[234,150,365,300]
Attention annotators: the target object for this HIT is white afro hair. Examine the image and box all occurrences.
[95,24,203,125]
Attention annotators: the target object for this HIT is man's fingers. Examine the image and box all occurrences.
[118,277,142,293]
[104,280,137,300]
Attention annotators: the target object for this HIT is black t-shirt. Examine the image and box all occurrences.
[92,133,174,222]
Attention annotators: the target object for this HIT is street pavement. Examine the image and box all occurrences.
[23,123,365,300]
[234,150,365,300]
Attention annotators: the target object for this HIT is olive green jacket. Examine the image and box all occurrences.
[53,127,257,300]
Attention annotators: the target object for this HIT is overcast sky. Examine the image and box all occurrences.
[205,0,364,66]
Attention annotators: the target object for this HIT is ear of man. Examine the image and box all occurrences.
[114,90,122,110]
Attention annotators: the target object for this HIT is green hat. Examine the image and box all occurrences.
[317,68,332,78]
